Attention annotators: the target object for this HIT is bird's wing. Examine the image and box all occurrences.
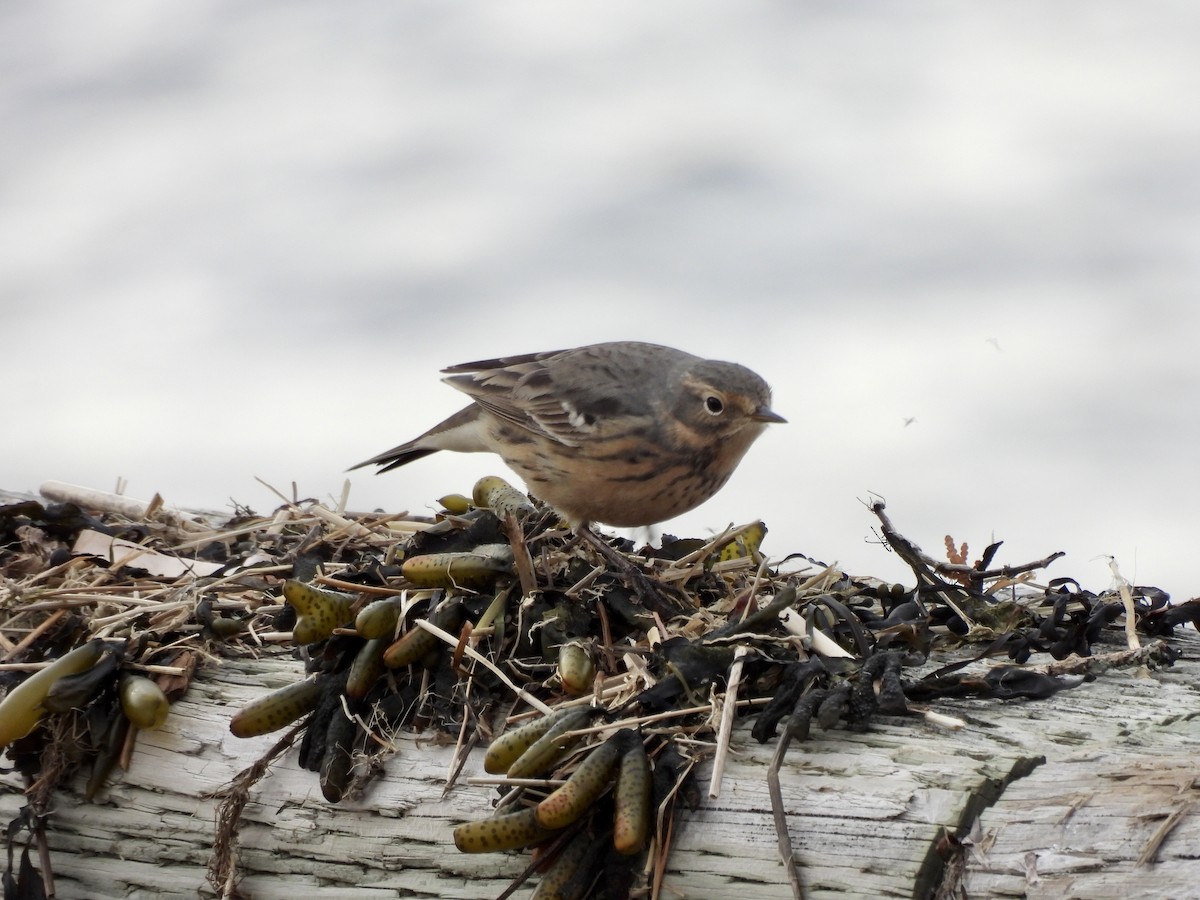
[443,346,658,448]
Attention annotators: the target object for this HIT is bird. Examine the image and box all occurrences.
[350,341,785,528]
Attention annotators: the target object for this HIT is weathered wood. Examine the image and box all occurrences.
[5,634,1200,898]
[965,730,1200,898]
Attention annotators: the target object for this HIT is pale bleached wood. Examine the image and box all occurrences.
[3,635,1200,899]
[37,481,209,533]
[965,750,1200,899]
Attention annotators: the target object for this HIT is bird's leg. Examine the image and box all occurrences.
[573,524,688,618]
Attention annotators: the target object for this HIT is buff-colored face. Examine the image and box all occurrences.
[670,361,784,439]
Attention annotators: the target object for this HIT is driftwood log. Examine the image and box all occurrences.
[4,485,1199,899]
[4,634,1200,899]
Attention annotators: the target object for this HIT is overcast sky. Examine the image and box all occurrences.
[4,2,1199,600]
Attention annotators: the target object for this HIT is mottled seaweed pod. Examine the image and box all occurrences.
[229,679,321,738]
[613,731,652,855]
[283,580,355,644]
[536,736,621,830]
[0,640,106,749]
[452,807,561,853]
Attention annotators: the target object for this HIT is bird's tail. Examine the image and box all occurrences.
[347,444,439,474]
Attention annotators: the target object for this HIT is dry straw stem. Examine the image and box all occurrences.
[1106,556,1142,652]
[414,617,553,715]
[0,608,68,662]
[708,645,751,799]
[557,697,771,742]
[663,521,762,570]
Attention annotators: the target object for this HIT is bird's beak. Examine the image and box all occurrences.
[752,405,787,424]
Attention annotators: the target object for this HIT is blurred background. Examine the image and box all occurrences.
[4,2,1198,598]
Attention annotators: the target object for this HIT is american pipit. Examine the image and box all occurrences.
[351,341,784,527]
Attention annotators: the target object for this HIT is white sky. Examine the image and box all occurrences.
[4,2,1199,598]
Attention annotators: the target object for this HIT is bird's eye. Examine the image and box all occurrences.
[704,395,724,416]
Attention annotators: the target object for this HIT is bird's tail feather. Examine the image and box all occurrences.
[347,445,439,474]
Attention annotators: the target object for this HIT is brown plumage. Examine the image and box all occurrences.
[351,341,784,527]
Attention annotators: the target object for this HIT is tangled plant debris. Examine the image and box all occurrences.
[1,481,1197,899]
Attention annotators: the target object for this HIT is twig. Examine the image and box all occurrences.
[500,512,538,599]
[869,500,1065,583]
[769,727,806,899]
[443,685,481,795]
[0,609,67,662]
[563,564,606,599]
[314,576,404,596]
[33,812,56,900]
[415,618,552,715]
